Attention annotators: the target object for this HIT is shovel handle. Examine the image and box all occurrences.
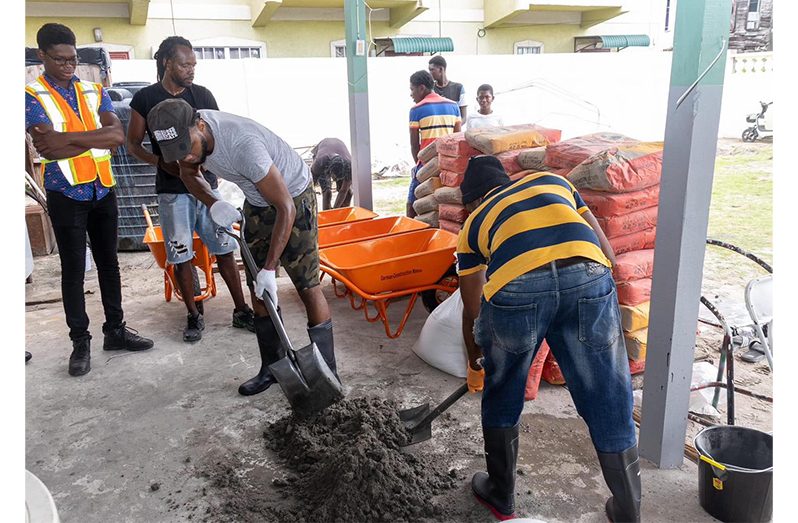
[221,213,295,353]
[411,383,470,430]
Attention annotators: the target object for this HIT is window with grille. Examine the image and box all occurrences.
[746,0,761,31]
[331,39,347,58]
[194,46,263,60]
[514,40,544,55]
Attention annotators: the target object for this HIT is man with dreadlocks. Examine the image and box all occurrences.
[128,36,255,343]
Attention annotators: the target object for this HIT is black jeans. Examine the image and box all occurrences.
[46,190,124,341]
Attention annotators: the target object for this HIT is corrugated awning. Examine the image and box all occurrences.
[598,35,651,48]
[574,34,651,52]
[387,37,454,54]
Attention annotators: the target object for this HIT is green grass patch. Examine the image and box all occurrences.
[704,141,772,288]
[372,176,412,216]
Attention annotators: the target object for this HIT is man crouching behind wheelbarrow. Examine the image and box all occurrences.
[146,98,340,396]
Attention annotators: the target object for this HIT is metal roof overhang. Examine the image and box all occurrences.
[574,34,651,52]
[375,36,454,54]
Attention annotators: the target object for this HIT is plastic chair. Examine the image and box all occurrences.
[745,275,773,370]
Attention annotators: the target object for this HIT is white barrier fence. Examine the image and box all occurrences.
[112,51,773,170]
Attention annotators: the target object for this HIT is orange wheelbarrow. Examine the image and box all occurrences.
[317,206,378,228]
[319,228,459,338]
[142,204,217,305]
[318,216,429,249]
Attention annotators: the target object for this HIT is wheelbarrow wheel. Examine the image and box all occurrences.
[421,265,459,313]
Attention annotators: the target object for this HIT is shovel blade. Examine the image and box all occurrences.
[268,357,312,411]
[292,342,344,413]
[398,403,433,446]
[269,342,344,417]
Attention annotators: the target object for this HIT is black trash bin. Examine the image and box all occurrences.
[112,99,158,251]
[694,425,773,522]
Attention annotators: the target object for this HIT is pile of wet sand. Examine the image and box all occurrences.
[266,396,457,521]
[194,396,457,522]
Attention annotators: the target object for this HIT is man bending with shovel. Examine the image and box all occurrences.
[458,156,640,522]
[146,99,340,396]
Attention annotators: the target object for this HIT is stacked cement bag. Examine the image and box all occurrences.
[429,126,562,234]
[413,141,442,226]
[546,132,663,368]
[432,132,478,233]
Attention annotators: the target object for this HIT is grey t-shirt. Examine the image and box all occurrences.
[198,110,311,207]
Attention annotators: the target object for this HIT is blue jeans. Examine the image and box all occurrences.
[407,166,420,205]
[474,260,636,454]
[158,191,236,265]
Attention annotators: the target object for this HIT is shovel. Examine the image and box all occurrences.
[399,383,470,446]
[222,214,344,416]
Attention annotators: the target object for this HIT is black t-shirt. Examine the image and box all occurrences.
[129,83,219,194]
[434,81,464,111]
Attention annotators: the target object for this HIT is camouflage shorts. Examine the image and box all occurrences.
[242,183,320,292]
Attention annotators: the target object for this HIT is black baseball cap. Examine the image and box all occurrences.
[147,98,197,163]
[461,155,511,205]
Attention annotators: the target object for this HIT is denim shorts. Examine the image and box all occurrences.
[157,191,236,265]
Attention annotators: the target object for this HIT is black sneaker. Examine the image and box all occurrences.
[232,305,256,332]
[183,313,205,342]
[25,351,32,363]
[103,323,155,351]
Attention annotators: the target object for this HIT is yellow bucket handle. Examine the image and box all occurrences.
[700,454,727,472]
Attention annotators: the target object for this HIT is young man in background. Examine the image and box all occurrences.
[406,70,461,218]
[428,55,467,121]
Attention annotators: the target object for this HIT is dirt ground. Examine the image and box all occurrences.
[25,139,772,522]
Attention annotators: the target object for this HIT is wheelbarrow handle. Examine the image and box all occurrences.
[141,204,155,230]
[221,212,295,354]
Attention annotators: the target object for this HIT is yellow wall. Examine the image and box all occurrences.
[26,17,615,58]
[27,17,398,58]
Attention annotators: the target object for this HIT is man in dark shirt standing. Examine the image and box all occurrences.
[310,138,352,210]
[127,36,254,342]
[428,55,467,122]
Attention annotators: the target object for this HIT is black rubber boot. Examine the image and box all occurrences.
[307,319,339,380]
[472,424,520,521]
[597,445,642,523]
[238,312,285,396]
[69,338,91,377]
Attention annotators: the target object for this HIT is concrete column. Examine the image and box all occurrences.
[344,0,373,210]
[639,0,732,468]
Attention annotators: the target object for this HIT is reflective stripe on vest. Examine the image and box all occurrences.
[25,76,115,188]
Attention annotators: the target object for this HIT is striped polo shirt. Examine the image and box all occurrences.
[409,92,461,150]
[456,172,611,301]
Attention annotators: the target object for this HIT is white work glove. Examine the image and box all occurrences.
[209,200,241,228]
[255,269,278,308]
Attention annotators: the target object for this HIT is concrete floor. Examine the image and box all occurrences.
[26,251,718,523]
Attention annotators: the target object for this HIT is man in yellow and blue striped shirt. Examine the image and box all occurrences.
[458,155,639,523]
[407,69,461,217]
